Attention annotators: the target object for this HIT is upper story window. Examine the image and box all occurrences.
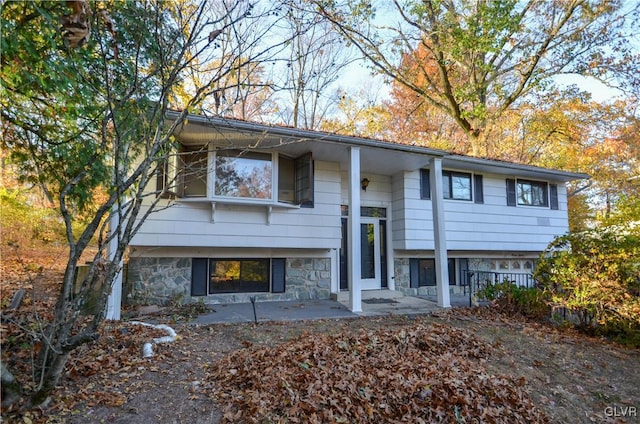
[179,145,208,197]
[420,169,483,203]
[215,150,272,199]
[517,179,548,207]
[443,171,472,201]
[158,143,313,207]
[506,178,557,209]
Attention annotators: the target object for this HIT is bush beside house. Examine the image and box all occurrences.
[533,223,640,346]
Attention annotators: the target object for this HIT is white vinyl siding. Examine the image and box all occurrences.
[394,170,569,252]
[132,161,341,250]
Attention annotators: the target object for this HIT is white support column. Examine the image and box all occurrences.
[348,147,362,313]
[106,210,123,320]
[330,248,339,295]
[429,157,451,308]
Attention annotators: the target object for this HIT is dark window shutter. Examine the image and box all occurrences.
[409,259,419,289]
[506,179,516,206]
[271,258,286,293]
[459,258,469,286]
[295,152,314,207]
[191,258,208,296]
[420,169,431,199]
[550,184,559,210]
[474,174,484,204]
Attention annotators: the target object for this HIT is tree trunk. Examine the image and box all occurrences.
[1,360,22,408]
[29,351,72,408]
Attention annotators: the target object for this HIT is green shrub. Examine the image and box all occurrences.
[477,280,550,319]
[1,187,68,245]
[534,223,640,346]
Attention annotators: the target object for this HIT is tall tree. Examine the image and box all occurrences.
[276,0,357,129]
[315,0,640,155]
[0,0,293,408]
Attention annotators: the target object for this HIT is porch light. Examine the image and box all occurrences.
[361,178,370,191]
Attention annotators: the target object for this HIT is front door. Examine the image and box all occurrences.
[340,207,388,291]
[360,217,381,290]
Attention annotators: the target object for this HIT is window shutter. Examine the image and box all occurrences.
[550,184,559,210]
[474,174,484,204]
[506,179,516,206]
[409,259,419,289]
[420,169,431,199]
[191,258,208,296]
[295,152,314,208]
[271,258,286,293]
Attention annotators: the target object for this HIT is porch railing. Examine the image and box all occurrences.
[460,270,537,307]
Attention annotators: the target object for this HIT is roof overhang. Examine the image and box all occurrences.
[167,111,590,182]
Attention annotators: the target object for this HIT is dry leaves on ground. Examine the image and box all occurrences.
[208,321,549,423]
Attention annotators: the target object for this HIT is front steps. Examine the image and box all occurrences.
[331,289,405,303]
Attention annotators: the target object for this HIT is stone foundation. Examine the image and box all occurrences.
[393,258,468,297]
[126,257,331,305]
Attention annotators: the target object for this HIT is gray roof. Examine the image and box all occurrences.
[167,111,590,182]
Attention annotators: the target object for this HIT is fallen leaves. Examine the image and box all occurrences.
[207,321,549,423]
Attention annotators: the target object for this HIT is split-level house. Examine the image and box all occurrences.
[121,113,588,313]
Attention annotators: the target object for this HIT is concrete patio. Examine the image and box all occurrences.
[192,290,470,325]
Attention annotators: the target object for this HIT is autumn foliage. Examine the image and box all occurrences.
[534,223,640,346]
[209,323,548,423]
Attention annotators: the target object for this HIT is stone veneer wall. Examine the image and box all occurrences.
[125,257,331,305]
[125,257,192,305]
[394,258,490,297]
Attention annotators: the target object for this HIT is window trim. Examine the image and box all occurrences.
[420,168,478,202]
[213,149,273,201]
[168,143,314,207]
[507,178,559,209]
[191,258,286,296]
[443,170,472,201]
[516,179,549,207]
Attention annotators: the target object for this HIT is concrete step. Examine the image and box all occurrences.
[331,289,405,303]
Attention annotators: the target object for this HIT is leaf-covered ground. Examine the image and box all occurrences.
[2,246,639,423]
[209,322,546,423]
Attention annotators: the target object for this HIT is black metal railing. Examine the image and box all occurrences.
[461,270,537,306]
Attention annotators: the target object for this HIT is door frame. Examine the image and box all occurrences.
[359,217,381,290]
[340,209,389,291]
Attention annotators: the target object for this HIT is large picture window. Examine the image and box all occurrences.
[164,144,314,206]
[215,150,272,199]
[209,259,270,293]
[191,258,286,295]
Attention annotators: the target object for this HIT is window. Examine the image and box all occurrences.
[215,150,272,199]
[443,171,472,200]
[409,258,456,287]
[179,145,208,197]
[420,169,479,202]
[191,258,286,295]
[517,179,548,207]
[507,179,558,208]
[210,259,269,293]
[163,144,314,206]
